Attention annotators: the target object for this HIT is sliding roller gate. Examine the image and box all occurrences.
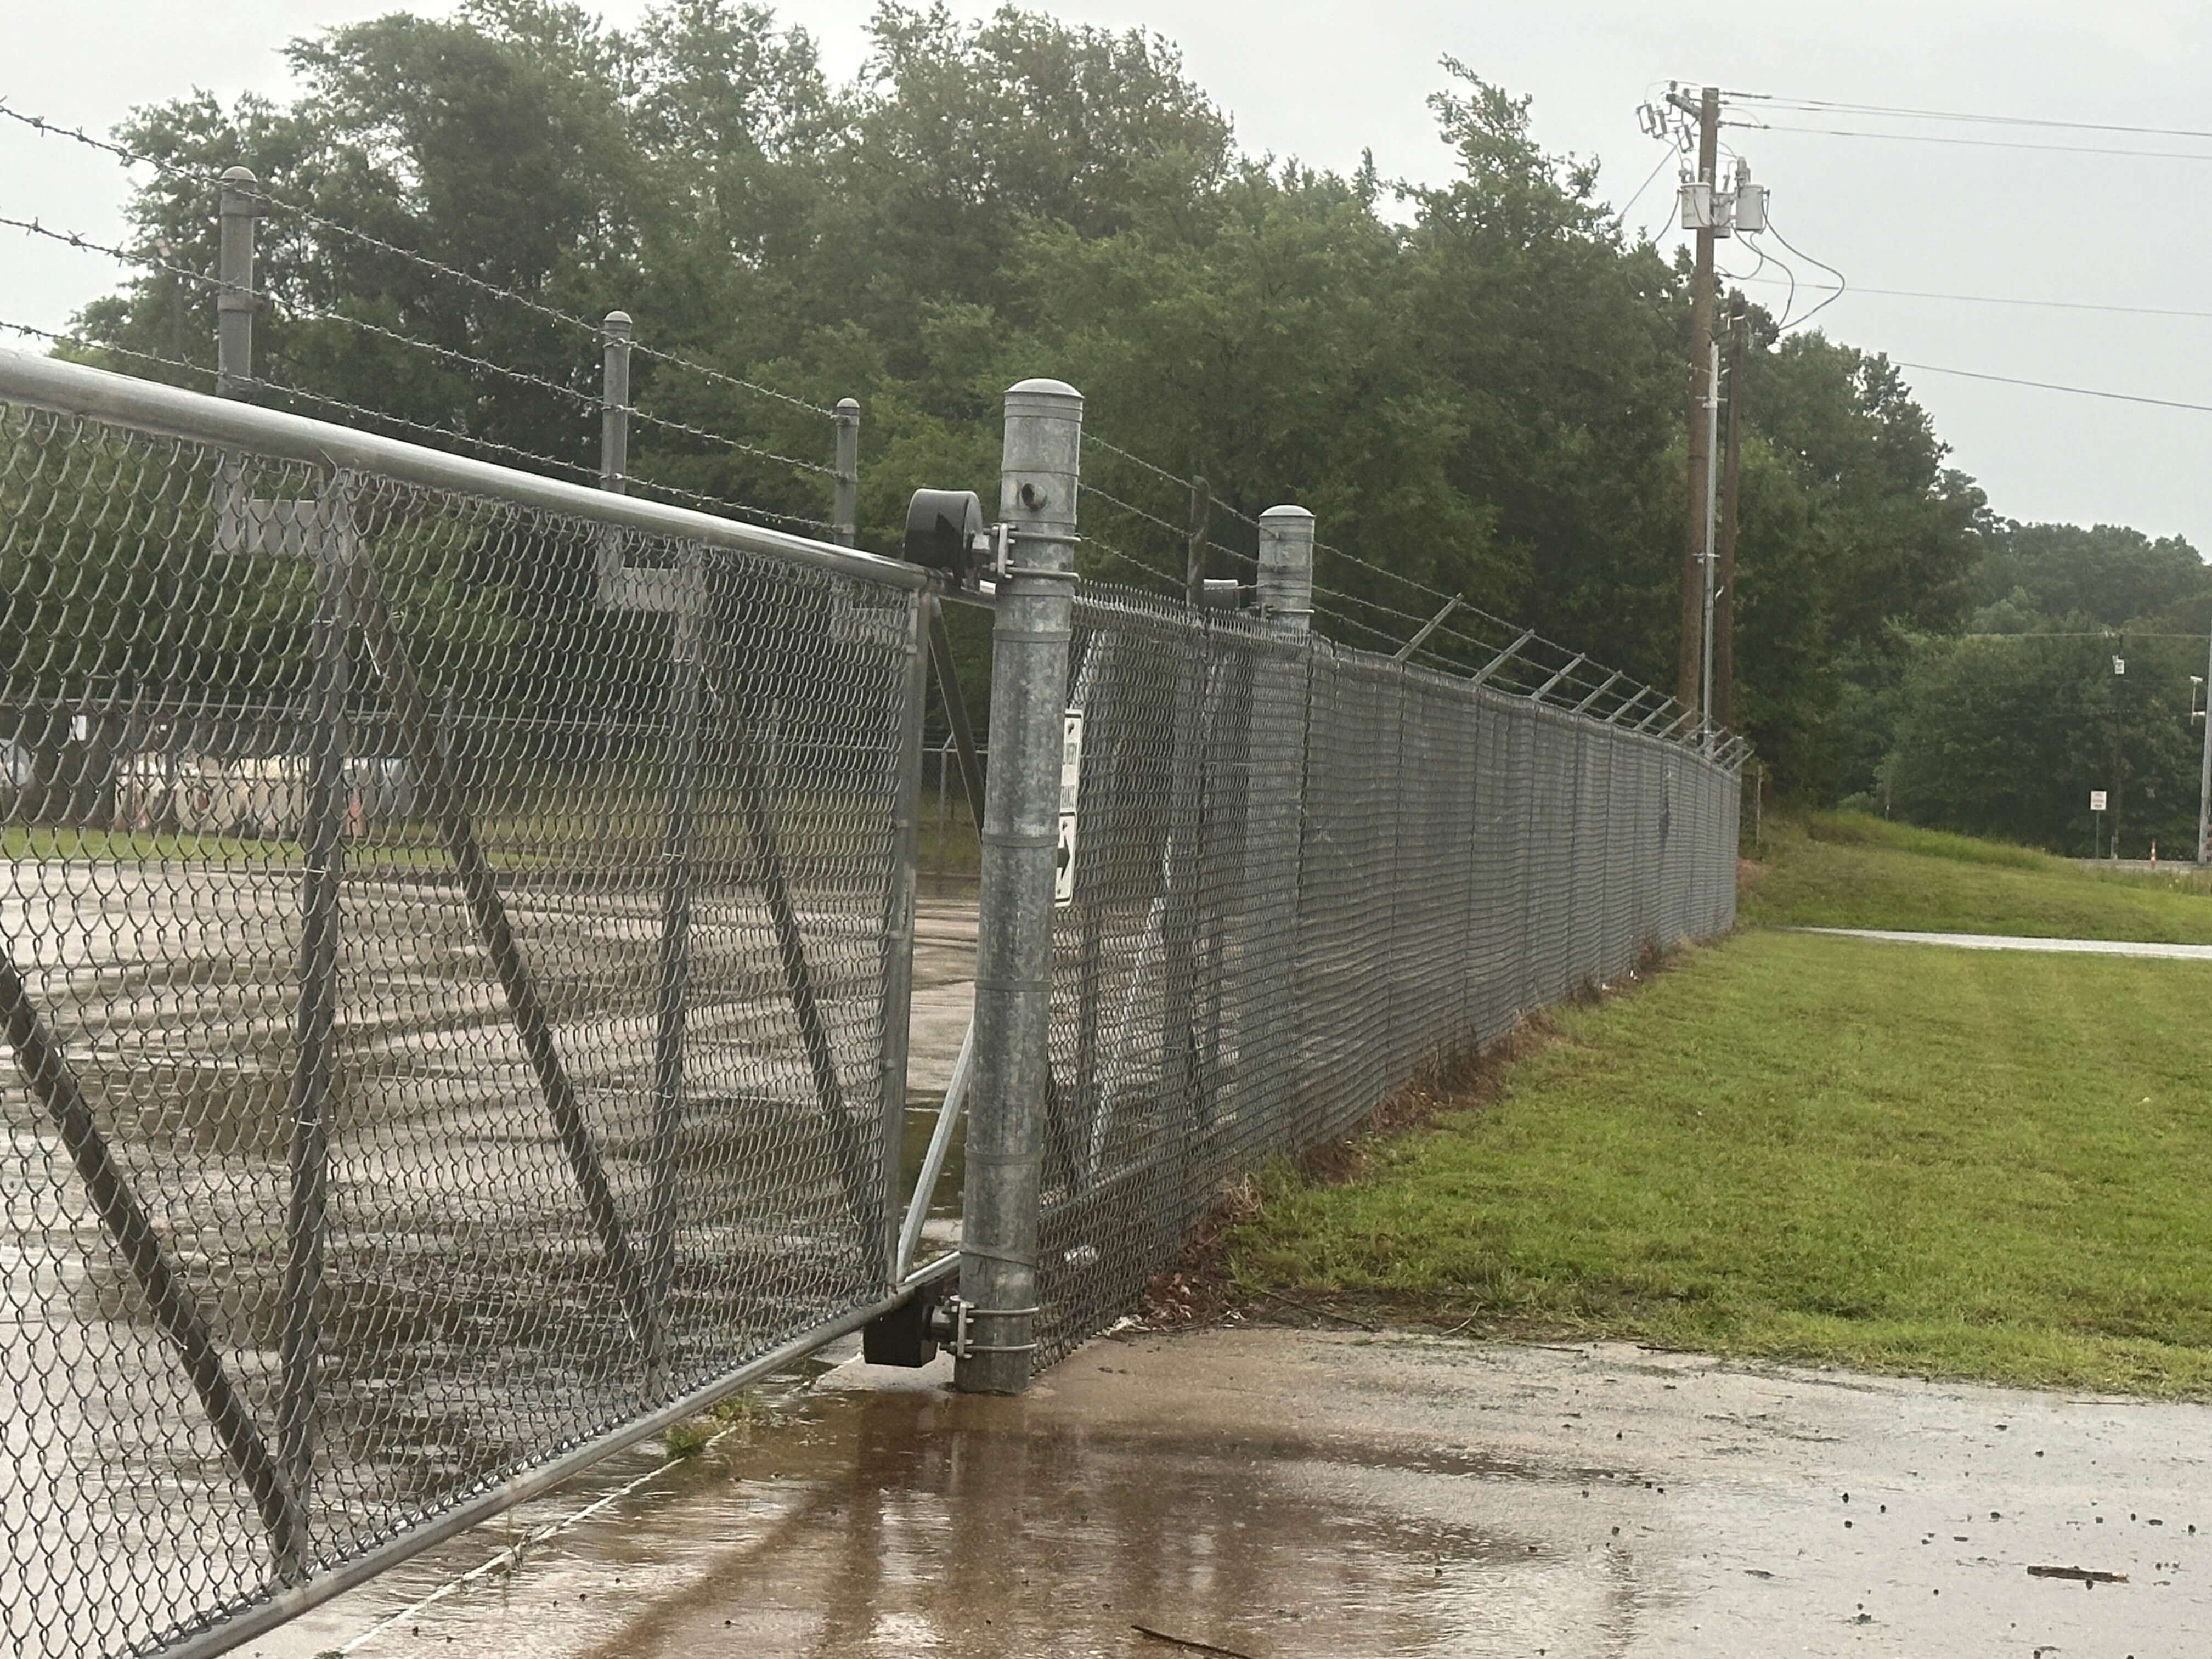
[0,351,935,1659]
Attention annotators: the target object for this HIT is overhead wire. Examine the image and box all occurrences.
[1752,215,1846,330]
[1720,91,2212,144]
[1722,119,2212,166]
[1725,274,2212,321]
[1891,363,2212,417]
[1613,144,1679,228]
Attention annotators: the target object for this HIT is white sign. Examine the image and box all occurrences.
[1054,813,1079,905]
[2090,790,2108,812]
[1055,709,1085,906]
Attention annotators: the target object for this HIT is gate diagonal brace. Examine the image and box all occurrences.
[698,652,883,1240]
[348,553,671,1385]
[0,943,313,1579]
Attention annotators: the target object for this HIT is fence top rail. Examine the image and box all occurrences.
[0,348,927,594]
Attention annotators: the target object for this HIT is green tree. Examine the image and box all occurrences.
[1884,631,2199,853]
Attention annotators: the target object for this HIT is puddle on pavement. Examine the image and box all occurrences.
[261,1362,1599,1659]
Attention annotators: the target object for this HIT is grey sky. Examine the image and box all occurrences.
[7,0,2209,554]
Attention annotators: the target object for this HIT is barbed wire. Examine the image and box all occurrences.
[240,374,601,481]
[1084,482,1190,542]
[1078,537,1187,600]
[1081,430,1268,530]
[627,403,837,476]
[0,97,838,420]
[0,211,217,290]
[1081,427,1662,705]
[0,318,216,383]
[621,475,837,534]
[248,377,833,531]
[2,200,838,487]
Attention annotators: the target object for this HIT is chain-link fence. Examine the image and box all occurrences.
[0,358,930,1659]
[4,348,1743,1659]
[1033,585,1740,1363]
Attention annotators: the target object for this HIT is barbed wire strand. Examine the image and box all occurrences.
[2,203,839,489]
[0,318,216,383]
[250,375,832,529]
[1078,537,1190,601]
[0,98,837,421]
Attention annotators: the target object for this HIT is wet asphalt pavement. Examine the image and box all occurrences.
[260,1328,2212,1658]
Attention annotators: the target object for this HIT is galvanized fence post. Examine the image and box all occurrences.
[216,167,258,399]
[600,312,632,493]
[1257,507,1316,634]
[955,377,1083,1395]
[833,398,861,548]
[1254,506,1313,1133]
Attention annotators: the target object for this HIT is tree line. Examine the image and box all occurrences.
[42,0,2211,840]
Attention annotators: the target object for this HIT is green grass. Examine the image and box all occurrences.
[1743,810,2212,943]
[1233,929,2212,1395]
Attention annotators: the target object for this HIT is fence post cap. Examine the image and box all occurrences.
[836,396,860,416]
[1004,377,1082,414]
[1258,504,1314,526]
[220,165,258,184]
[601,309,633,335]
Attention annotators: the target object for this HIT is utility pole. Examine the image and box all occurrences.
[2197,631,2212,862]
[1673,84,1720,717]
[2110,639,2126,860]
[1699,337,1720,749]
[1714,300,1747,737]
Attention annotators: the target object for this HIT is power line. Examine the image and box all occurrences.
[1724,120,2212,165]
[1752,216,1846,330]
[1723,91,2212,144]
[1614,145,1679,227]
[1729,274,2212,321]
[1894,362,2212,417]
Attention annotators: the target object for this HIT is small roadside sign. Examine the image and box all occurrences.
[1056,709,1085,906]
[2090,790,2108,812]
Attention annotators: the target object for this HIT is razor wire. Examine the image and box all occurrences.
[0,369,926,1659]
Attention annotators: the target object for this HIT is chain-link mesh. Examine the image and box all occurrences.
[0,391,924,1658]
[1035,583,1741,1364]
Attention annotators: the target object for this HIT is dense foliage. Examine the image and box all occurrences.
[52,0,2207,828]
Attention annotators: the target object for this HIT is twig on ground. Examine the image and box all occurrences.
[1250,1286,1379,1332]
[1131,1623,1258,1657]
[2026,1564,2128,1584]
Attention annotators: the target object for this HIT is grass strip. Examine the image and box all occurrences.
[1232,929,2212,1396]
[1743,811,2212,943]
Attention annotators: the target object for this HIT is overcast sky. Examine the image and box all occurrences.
[7,0,2210,553]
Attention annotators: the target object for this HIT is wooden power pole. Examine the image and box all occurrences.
[1674,86,1720,716]
[1713,300,1746,736]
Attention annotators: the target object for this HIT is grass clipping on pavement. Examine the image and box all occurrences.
[1229,814,2212,1396]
